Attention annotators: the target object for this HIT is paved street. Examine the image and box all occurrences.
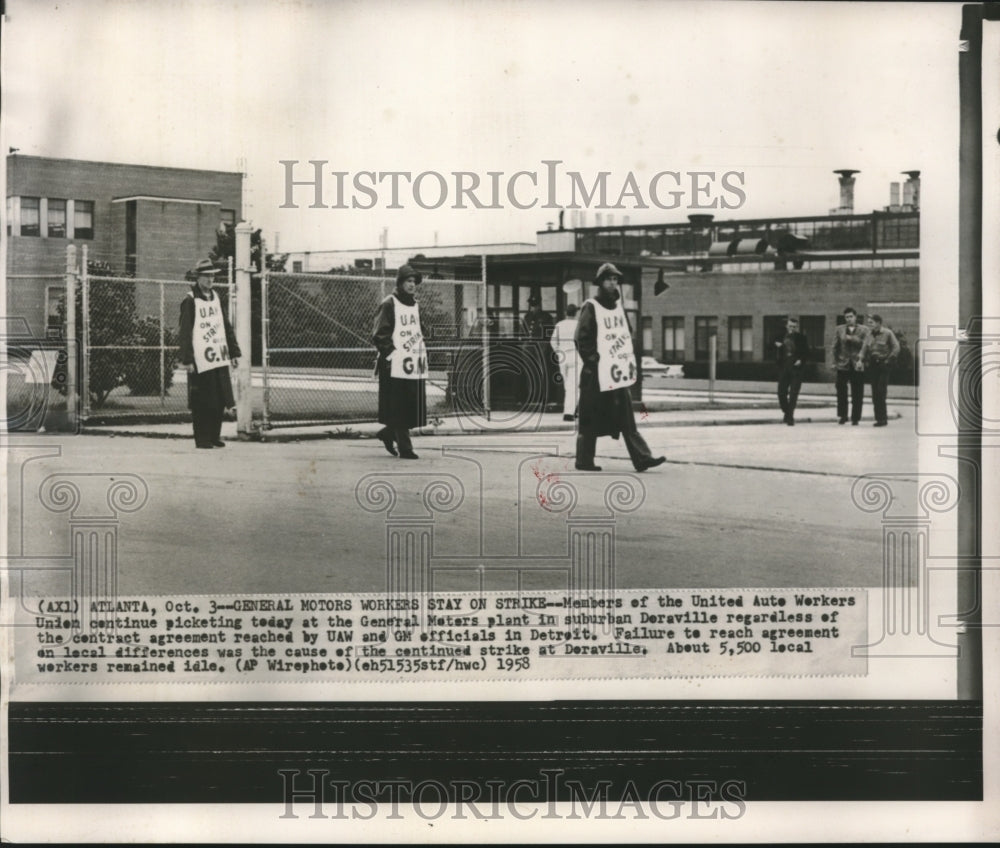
[7,413,918,598]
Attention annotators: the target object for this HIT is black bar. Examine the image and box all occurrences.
[8,701,981,803]
[957,4,984,700]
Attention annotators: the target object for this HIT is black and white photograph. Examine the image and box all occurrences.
[1,0,997,842]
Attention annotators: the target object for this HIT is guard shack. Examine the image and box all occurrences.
[408,252,653,416]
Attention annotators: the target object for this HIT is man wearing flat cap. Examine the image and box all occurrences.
[178,258,241,448]
[371,264,428,459]
[574,263,665,472]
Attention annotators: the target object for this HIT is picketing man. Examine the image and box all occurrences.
[574,262,666,472]
[775,316,810,426]
[178,258,241,449]
[371,264,428,459]
[831,306,870,425]
[550,303,580,422]
[864,313,900,427]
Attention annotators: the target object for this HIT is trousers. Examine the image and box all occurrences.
[869,362,890,424]
[557,353,579,417]
[836,368,866,422]
[777,366,804,419]
[575,414,654,470]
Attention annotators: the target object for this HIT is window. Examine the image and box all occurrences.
[45,286,64,333]
[292,260,303,273]
[74,200,94,239]
[5,197,11,236]
[799,315,826,360]
[21,197,40,236]
[487,284,516,336]
[125,200,137,276]
[220,208,236,228]
[728,316,753,361]
[662,317,684,362]
[763,315,787,355]
[641,316,653,356]
[47,198,67,237]
[694,316,718,361]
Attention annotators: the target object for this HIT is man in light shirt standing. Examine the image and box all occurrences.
[550,303,580,422]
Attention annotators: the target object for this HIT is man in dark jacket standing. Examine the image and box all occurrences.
[371,265,427,459]
[178,258,241,449]
[775,316,810,426]
[574,263,665,472]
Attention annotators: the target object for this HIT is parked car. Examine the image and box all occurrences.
[640,356,684,378]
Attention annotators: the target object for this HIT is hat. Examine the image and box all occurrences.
[396,264,423,286]
[595,262,624,284]
[527,294,541,306]
[194,258,221,277]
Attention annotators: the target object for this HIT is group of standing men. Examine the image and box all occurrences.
[776,306,900,427]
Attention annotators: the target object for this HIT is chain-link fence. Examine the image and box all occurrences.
[80,269,232,423]
[260,269,488,428]
[3,275,72,431]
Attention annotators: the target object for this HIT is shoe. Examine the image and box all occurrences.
[379,436,398,456]
[212,441,226,447]
[838,417,847,425]
[575,464,602,472]
[196,443,213,449]
[874,421,887,427]
[563,414,575,422]
[851,420,859,426]
[634,456,667,472]
[786,418,795,426]
[398,451,419,460]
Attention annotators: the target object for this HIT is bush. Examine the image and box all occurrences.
[124,317,179,396]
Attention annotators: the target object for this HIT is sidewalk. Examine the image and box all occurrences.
[82,397,911,442]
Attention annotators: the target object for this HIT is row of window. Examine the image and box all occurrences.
[7,196,237,241]
[642,315,827,362]
[9,197,95,239]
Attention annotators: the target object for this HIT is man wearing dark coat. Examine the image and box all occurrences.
[372,265,428,459]
[178,258,241,449]
[574,263,666,472]
[775,316,810,426]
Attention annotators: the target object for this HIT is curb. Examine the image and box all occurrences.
[82,410,903,443]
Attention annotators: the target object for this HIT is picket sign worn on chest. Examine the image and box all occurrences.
[190,291,231,373]
[390,296,428,380]
[589,298,637,392]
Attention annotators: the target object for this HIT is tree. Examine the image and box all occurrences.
[54,260,182,407]
[55,260,138,408]
[187,224,288,278]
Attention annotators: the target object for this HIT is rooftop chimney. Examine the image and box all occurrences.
[687,213,714,230]
[901,170,920,210]
[888,182,901,211]
[832,169,860,214]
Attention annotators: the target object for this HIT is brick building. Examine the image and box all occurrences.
[5,155,242,335]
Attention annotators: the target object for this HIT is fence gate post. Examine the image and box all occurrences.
[65,244,78,430]
[81,245,90,421]
[234,222,253,438]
